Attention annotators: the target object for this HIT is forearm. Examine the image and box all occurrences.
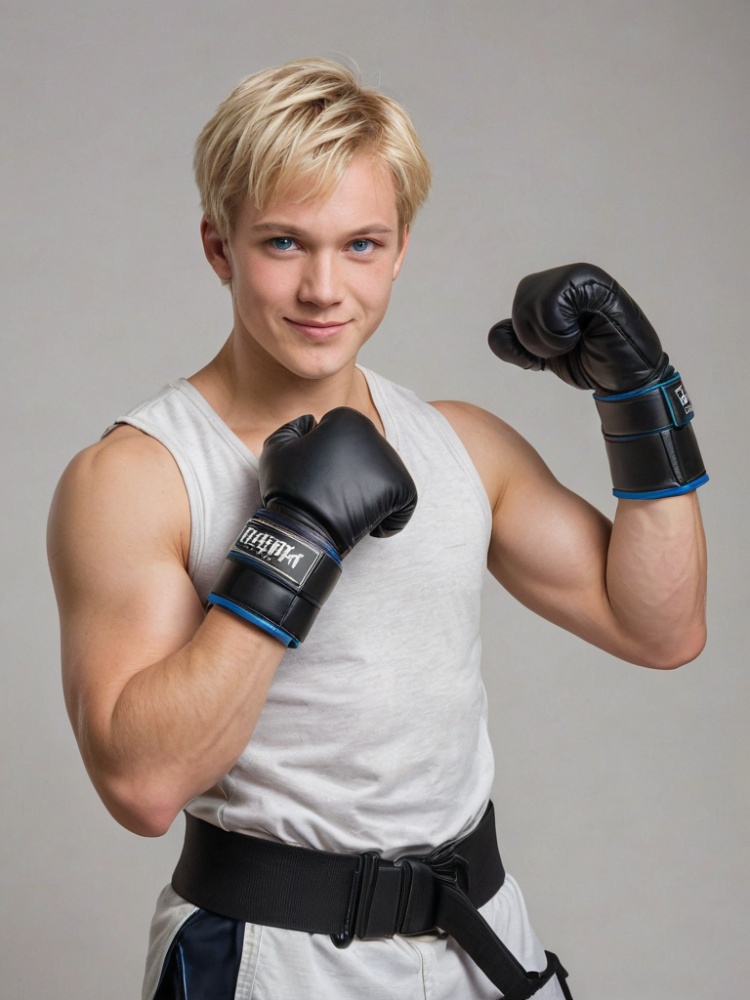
[487,263,710,667]
[605,492,707,668]
[80,608,285,836]
[60,409,417,837]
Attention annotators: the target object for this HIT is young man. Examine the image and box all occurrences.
[47,59,708,1000]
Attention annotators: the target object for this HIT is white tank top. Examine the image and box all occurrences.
[112,367,495,859]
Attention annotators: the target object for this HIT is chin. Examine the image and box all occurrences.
[283,347,362,383]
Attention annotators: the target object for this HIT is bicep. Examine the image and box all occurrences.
[48,434,205,738]
[432,399,615,643]
[488,466,614,638]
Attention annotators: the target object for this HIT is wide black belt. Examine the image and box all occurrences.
[172,803,572,1000]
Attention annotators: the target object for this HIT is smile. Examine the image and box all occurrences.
[284,319,350,340]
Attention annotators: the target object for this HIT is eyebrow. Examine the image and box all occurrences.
[250,223,395,237]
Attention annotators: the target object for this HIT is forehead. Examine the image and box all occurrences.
[239,154,400,236]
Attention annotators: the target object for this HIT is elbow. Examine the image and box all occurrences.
[108,802,177,839]
[74,717,189,837]
[107,790,181,838]
[636,622,708,671]
[90,769,184,838]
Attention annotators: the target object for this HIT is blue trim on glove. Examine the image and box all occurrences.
[594,371,683,403]
[613,473,709,501]
[207,593,299,648]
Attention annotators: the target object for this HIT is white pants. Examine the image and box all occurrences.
[142,874,569,1000]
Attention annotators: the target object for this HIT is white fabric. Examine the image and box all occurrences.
[112,368,565,999]
[143,877,565,1000]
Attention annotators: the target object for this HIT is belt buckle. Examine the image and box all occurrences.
[330,838,471,949]
[331,849,440,947]
[331,851,396,948]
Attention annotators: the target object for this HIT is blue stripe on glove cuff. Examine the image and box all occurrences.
[207,593,299,648]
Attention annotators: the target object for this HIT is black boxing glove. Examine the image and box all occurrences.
[488,263,708,499]
[207,407,417,647]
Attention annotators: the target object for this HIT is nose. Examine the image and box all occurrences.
[297,252,343,309]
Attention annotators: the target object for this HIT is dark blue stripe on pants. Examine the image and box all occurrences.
[153,909,245,1000]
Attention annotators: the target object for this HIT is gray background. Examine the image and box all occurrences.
[2,1,748,997]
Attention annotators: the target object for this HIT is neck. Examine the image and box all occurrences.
[188,334,381,454]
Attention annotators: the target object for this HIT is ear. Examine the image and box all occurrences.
[200,217,233,282]
[393,227,410,281]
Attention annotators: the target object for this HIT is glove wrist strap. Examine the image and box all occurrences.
[594,373,708,500]
[207,510,342,647]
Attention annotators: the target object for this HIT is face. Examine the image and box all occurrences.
[202,154,409,383]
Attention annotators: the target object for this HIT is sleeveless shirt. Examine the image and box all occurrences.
[112,367,495,859]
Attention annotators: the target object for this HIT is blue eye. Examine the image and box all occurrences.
[350,239,374,253]
[269,237,296,251]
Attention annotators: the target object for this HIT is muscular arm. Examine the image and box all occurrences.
[433,401,707,668]
[48,427,285,837]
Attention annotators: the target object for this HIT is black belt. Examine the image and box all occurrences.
[172,803,572,1000]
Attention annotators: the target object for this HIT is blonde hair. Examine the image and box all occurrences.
[194,58,431,237]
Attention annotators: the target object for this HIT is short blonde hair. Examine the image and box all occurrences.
[194,58,431,237]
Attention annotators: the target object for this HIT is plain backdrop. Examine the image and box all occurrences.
[2,2,748,998]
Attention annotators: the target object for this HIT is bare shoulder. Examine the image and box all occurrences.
[60,422,181,477]
[429,399,556,509]
[48,425,191,591]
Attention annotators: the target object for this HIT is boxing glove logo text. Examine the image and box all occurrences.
[664,379,694,425]
[238,524,306,569]
[675,384,692,412]
[231,517,320,587]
